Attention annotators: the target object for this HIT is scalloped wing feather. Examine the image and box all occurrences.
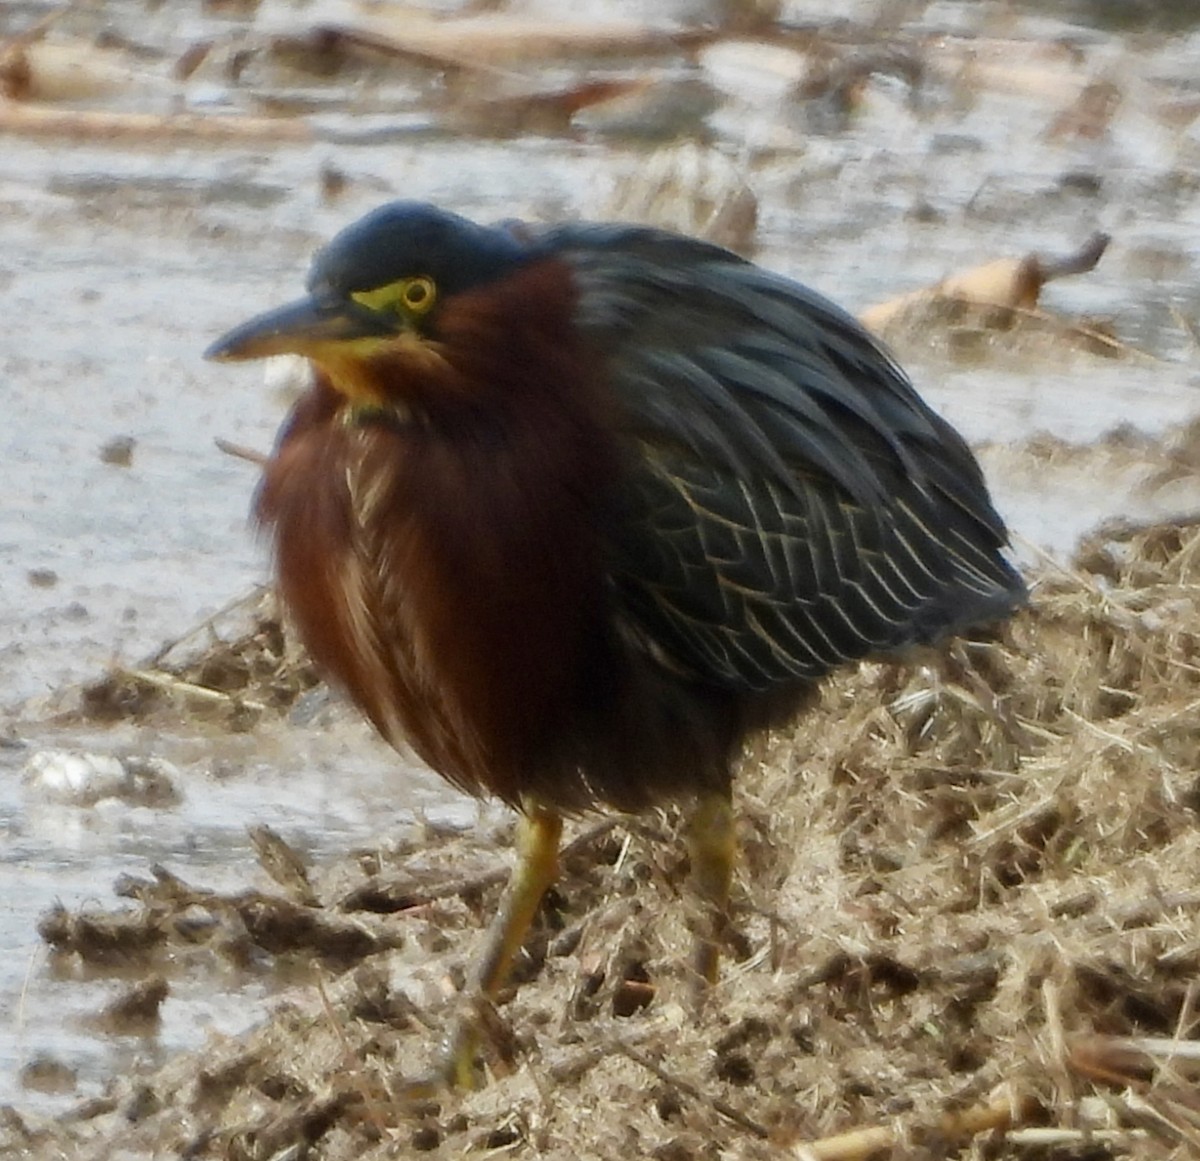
[538,223,1027,689]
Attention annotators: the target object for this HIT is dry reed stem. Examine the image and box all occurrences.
[214,437,270,470]
[0,103,312,141]
[791,1092,1039,1159]
[115,666,268,713]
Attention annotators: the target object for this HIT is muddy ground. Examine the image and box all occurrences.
[6,0,1200,1157]
[14,521,1200,1159]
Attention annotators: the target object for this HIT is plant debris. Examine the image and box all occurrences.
[9,518,1200,1158]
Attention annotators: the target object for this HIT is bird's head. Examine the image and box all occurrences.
[205,201,532,408]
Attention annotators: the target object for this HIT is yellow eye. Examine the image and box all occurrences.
[351,276,438,318]
[400,276,436,313]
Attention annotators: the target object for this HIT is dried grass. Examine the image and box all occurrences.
[12,518,1200,1159]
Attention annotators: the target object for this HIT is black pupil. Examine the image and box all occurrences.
[406,282,427,306]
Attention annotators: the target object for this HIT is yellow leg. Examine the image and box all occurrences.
[685,789,735,987]
[444,801,562,1088]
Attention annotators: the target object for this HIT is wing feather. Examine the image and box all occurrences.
[535,222,1026,690]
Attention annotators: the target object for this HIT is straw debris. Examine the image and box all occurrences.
[11,517,1200,1159]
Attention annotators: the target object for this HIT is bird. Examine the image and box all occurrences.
[206,200,1027,1085]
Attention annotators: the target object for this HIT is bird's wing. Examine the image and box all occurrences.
[540,223,1027,690]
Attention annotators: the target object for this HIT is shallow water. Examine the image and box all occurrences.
[4,0,1200,1116]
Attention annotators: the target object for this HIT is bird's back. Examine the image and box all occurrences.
[536,222,1027,692]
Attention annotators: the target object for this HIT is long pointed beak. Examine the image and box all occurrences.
[205,295,393,362]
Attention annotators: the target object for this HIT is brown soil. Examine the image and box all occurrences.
[8,518,1200,1158]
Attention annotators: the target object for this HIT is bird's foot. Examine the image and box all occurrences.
[388,1015,485,1098]
[429,993,517,1090]
[440,1014,483,1091]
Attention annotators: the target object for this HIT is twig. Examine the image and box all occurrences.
[323,15,714,72]
[611,1040,770,1140]
[1037,231,1110,281]
[559,818,623,864]
[0,104,312,142]
[545,1030,655,1085]
[1162,979,1200,1086]
[338,819,621,912]
[1122,1089,1200,1150]
[1042,976,1077,1112]
[1007,302,1162,363]
[1010,530,1100,593]
[115,666,267,712]
[145,585,269,667]
[791,1092,1039,1160]
[1070,1034,1200,1086]
[1007,1127,1141,1145]
[215,437,270,469]
[9,585,274,719]
[1090,889,1200,933]
[314,972,394,1138]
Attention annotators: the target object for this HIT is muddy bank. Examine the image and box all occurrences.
[7,519,1200,1158]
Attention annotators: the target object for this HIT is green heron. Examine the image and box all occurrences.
[207,201,1026,1084]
